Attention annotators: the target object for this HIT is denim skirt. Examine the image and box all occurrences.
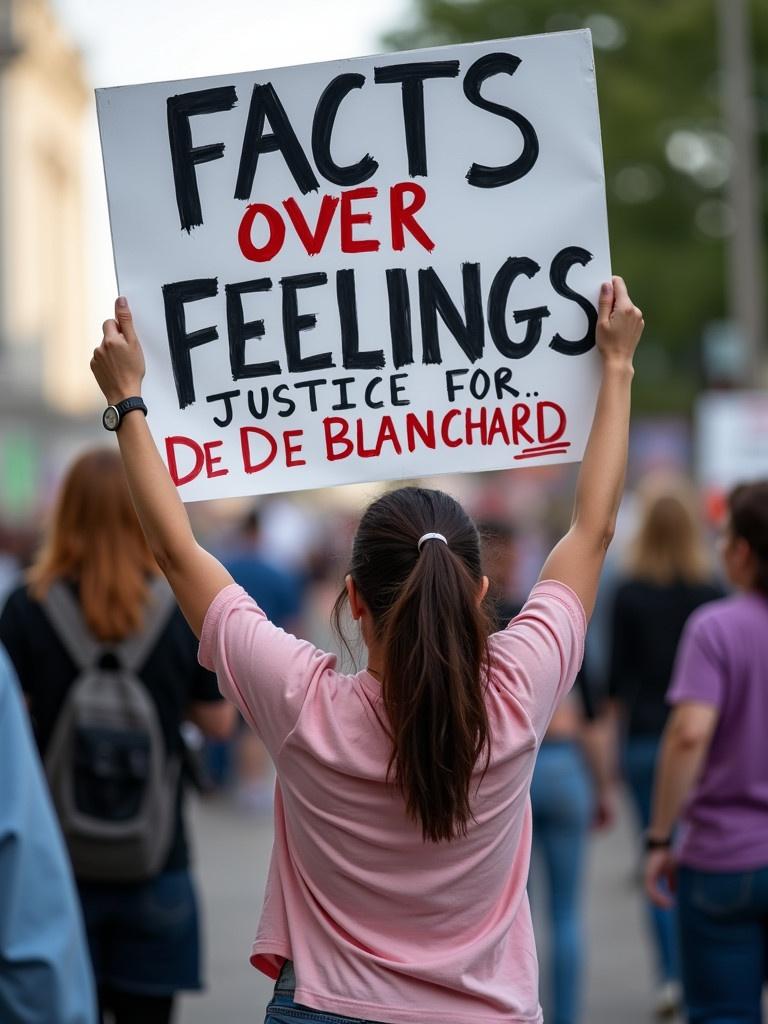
[78,868,202,994]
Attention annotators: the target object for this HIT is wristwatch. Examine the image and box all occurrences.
[102,396,147,431]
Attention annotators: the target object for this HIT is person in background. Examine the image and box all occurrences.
[646,481,768,1022]
[219,506,304,809]
[528,669,615,1024]
[0,643,96,1024]
[609,478,722,1015]
[224,507,304,626]
[0,449,234,1024]
[476,506,615,1024]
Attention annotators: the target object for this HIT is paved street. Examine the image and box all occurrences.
[180,793,671,1024]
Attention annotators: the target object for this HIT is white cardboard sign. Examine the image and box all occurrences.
[97,29,610,501]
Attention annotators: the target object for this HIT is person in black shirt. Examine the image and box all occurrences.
[0,449,234,1024]
[608,479,722,1015]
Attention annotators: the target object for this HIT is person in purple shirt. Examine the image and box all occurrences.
[646,480,768,1022]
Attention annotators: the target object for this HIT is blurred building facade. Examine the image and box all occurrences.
[0,0,96,520]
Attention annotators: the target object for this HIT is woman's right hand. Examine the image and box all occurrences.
[91,296,234,638]
[596,276,644,368]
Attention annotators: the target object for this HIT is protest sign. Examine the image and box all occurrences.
[97,29,610,501]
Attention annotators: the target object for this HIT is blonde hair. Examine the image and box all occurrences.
[29,448,158,641]
[627,477,711,586]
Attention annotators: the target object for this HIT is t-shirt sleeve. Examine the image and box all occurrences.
[198,584,335,755]
[667,610,725,709]
[489,580,586,740]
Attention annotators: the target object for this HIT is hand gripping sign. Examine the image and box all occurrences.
[97,29,610,500]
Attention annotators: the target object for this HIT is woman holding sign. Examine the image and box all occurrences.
[91,277,642,1023]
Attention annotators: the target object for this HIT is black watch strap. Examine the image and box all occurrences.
[103,396,147,431]
[115,396,147,421]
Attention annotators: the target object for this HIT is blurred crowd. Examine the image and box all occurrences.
[0,455,761,1023]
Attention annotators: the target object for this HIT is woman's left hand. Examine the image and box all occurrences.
[91,297,146,405]
[645,848,677,909]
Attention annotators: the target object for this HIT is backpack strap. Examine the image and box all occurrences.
[117,577,177,672]
[43,577,177,673]
[43,581,103,670]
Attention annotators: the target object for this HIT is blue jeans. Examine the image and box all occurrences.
[622,735,679,984]
[678,865,768,1023]
[530,740,593,1024]
[265,961,385,1023]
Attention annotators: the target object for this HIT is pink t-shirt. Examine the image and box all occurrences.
[199,579,585,1024]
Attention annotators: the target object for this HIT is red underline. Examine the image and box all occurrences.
[521,442,571,453]
[514,442,571,460]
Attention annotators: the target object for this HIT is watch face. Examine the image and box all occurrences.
[102,406,120,431]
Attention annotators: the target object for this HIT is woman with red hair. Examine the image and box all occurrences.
[0,448,234,1024]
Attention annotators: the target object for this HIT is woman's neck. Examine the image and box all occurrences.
[365,638,384,680]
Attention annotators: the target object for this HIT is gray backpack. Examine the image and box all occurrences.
[42,579,180,882]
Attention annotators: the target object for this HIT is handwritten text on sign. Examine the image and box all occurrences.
[97,30,610,500]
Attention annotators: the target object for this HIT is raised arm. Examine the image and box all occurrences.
[539,276,643,619]
[91,298,233,637]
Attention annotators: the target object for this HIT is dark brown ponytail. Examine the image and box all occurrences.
[728,480,768,594]
[333,487,491,842]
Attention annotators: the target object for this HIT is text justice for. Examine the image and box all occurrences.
[163,245,597,411]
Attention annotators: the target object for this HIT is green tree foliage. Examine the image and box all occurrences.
[384,1,768,411]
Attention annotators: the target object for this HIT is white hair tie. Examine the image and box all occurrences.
[418,532,448,552]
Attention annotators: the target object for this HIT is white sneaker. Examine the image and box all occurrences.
[654,980,682,1017]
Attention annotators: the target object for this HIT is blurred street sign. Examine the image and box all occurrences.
[701,320,749,387]
[696,391,768,517]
